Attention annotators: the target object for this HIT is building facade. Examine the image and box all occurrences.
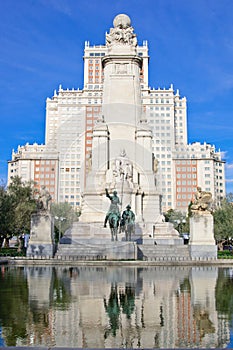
[8,14,226,212]
[8,143,59,201]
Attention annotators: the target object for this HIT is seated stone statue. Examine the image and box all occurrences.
[104,189,121,227]
[191,187,212,213]
[37,186,52,212]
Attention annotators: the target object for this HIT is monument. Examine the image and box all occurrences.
[189,187,217,259]
[27,186,55,258]
[66,14,162,244]
[57,14,216,261]
[56,13,170,259]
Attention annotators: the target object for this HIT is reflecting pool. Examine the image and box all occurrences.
[0,265,233,348]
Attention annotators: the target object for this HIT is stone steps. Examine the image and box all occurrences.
[55,244,107,260]
[55,242,191,261]
[137,244,190,261]
[55,241,137,260]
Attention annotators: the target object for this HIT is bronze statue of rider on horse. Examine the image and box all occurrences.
[104,189,135,241]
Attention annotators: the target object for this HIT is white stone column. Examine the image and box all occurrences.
[136,192,142,220]
[92,121,109,172]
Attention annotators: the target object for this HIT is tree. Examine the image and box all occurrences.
[215,268,233,319]
[0,177,37,247]
[0,184,13,247]
[164,208,189,234]
[213,193,233,249]
[51,202,80,242]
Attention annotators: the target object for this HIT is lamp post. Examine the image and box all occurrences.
[180,219,186,235]
[175,219,181,234]
[175,219,186,236]
[54,216,66,242]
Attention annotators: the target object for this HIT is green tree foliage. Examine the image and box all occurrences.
[0,184,13,246]
[213,193,233,247]
[51,202,80,242]
[164,208,189,234]
[0,177,36,247]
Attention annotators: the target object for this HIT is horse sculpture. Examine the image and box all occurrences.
[108,212,120,241]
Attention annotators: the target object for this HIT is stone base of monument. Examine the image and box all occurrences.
[61,221,143,244]
[189,213,217,260]
[27,213,55,258]
[57,221,139,260]
[142,222,183,245]
[56,241,137,260]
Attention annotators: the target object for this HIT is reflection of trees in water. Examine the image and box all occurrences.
[104,283,135,339]
[180,277,191,292]
[215,268,233,318]
[0,266,29,346]
[51,267,72,310]
[0,266,73,347]
[27,267,72,346]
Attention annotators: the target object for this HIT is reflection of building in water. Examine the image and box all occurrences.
[14,267,56,347]
[12,266,230,348]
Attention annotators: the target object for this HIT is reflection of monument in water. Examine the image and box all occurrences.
[21,266,230,348]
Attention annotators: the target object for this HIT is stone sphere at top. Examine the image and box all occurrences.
[113,14,131,29]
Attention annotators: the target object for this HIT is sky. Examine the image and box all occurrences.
[0,0,233,193]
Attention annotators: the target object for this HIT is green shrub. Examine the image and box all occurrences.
[0,247,25,257]
[218,250,233,259]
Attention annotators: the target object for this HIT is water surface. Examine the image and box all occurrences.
[0,265,232,348]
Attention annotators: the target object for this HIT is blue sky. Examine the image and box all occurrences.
[0,0,233,193]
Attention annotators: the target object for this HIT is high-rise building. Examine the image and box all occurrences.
[8,143,59,201]
[8,14,226,212]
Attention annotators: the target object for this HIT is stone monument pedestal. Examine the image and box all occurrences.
[27,213,55,258]
[189,213,217,259]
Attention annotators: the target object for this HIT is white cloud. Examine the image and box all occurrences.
[39,0,72,17]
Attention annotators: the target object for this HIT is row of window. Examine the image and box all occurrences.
[149,106,171,110]
[35,160,56,165]
[150,114,170,119]
[59,174,80,180]
[177,187,196,193]
[35,174,55,179]
[177,194,192,199]
[177,174,197,179]
[60,181,80,186]
[177,201,190,207]
[176,167,197,172]
[88,52,105,57]
[177,180,197,185]
[153,126,171,131]
[59,188,80,193]
[154,133,171,137]
[149,99,171,104]
[88,78,102,83]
